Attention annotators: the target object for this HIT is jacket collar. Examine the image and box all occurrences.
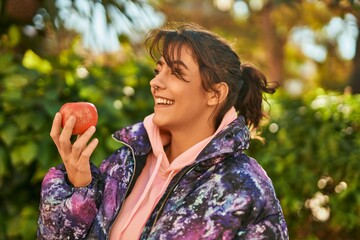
[112,121,152,156]
[112,115,250,164]
[194,115,250,166]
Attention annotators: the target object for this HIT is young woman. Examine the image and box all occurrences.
[38,23,288,239]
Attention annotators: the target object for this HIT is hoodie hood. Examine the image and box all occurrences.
[112,115,250,167]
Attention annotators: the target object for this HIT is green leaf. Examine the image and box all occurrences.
[10,141,38,166]
[8,25,21,47]
[12,113,33,131]
[19,206,38,240]
[0,88,22,102]
[0,53,16,74]
[3,74,29,89]
[65,71,75,86]
[6,206,37,240]
[0,147,7,178]
[22,50,52,74]
[0,124,18,146]
[11,112,46,132]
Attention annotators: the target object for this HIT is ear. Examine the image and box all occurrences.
[207,83,229,106]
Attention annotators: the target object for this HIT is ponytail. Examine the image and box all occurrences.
[235,64,278,129]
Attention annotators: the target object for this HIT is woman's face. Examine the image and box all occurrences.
[150,45,214,133]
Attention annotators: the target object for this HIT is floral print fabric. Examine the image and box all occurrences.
[37,116,288,239]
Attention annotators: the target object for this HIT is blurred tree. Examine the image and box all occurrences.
[349,22,360,93]
[0,0,164,55]
[249,89,360,239]
[157,0,359,93]
[3,0,41,23]
[322,0,360,93]
[0,0,163,239]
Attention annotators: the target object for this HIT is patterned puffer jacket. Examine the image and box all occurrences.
[37,116,288,239]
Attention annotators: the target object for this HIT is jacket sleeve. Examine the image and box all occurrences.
[235,212,289,240]
[37,163,103,240]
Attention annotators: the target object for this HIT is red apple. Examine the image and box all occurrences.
[60,102,98,135]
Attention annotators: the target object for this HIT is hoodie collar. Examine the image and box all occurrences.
[112,115,250,164]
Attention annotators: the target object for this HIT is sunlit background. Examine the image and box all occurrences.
[1,0,360,239]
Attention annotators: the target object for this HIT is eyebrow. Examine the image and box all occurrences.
[156,59,165,66]
[157,59,189,70]
[171,60,189,70]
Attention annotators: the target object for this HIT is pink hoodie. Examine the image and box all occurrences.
[110,108,237,239]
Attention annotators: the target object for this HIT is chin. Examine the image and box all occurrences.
[152,114,165,127]
[152,115,172,130]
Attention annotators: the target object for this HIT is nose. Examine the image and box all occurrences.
[150,73,166,92]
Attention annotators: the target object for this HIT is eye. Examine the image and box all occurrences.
[153,68,160,75]
[171,68,183,78]
[171,68,189,82]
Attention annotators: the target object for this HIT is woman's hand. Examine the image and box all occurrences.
[50,112,99,187]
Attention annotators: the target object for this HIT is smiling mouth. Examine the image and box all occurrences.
[155,97,175,105]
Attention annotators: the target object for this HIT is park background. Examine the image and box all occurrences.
[0,0,359,239]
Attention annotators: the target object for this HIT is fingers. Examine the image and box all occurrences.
[50,112,62,146]
[49,112,98,187]
[59,116,76,155]
[67,135,98,186]
[50,112,73,158]
[72,138,98,184]
[78,138,99,165]
[73,126,98,165]
[72,126,96,156]
[50,112,98,168]
[63,127,98,188]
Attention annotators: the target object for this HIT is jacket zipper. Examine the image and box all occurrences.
[106,138,137,240]
[149,163,198,232]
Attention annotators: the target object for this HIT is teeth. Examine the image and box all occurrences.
[156,98,174,105]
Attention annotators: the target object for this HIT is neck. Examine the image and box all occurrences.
[163,125,216,163]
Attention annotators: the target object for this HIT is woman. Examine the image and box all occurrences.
[38,23,288,239]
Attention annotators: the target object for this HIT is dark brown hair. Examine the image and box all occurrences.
[145,22,277,129]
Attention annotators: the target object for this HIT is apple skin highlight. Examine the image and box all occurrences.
[60,102,98,135]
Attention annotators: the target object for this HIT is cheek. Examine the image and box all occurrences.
[184,80,205,95]
[190,87,208,104]
[181,92,208,110]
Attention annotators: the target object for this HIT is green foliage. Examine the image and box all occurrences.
[0,37,154,239]
[1,25,359,240]
[248,89,360,239]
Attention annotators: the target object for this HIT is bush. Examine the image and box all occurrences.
[248,89,360,240]
[0,46,154,239]
[1,43,359,239]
